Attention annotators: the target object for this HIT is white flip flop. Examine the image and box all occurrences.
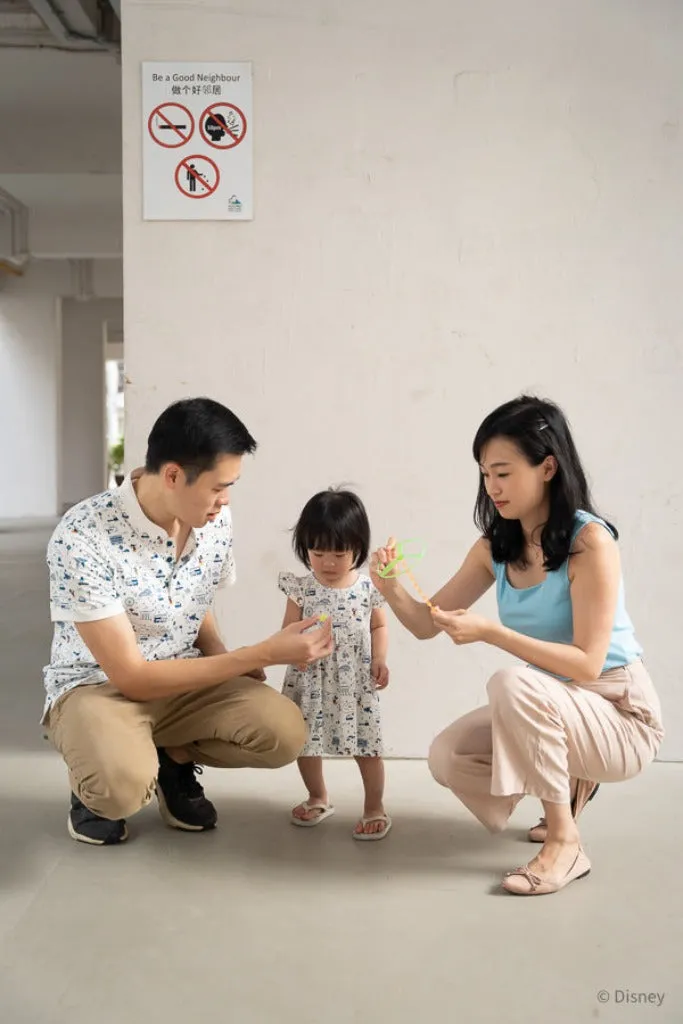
[290,801,335,827]
[352,813,392,841]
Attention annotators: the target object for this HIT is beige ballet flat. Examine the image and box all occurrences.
[502,847,591,896]
[528,780,600,843]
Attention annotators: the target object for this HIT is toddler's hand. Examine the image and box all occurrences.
[371,660,390,689]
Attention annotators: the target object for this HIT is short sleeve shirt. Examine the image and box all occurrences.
[42,471,236,720]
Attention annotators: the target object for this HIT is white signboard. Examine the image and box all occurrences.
[141,61,252,221]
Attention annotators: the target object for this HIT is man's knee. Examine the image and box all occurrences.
[77,762,157,820]
[233,686,308,768]
[265,696,307,767]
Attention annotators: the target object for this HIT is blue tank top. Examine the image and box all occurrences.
[493,510,642,674]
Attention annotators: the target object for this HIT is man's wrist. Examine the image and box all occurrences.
[233,641,271,670]
[258,640,274,668]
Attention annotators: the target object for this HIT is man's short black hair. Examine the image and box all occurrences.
[145,397,257,482]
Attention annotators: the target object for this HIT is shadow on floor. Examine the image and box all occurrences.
[0,785,531,896]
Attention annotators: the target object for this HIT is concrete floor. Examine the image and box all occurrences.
[1,522,681,1024]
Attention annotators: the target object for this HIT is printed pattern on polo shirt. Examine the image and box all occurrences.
[42,478,235,720]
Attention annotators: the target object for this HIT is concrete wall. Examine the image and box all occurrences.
[0,259,123,519]
[0,261,66,519]
[60,297,124,510]
[121,0,683,757]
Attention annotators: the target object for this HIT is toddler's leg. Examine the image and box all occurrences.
[354,756,390,838]
[291,756,333,824]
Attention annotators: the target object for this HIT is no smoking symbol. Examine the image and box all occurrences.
[175,155,220,198]
[200,103,247,149]
[148,103,194,148]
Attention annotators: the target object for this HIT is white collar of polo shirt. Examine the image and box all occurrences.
[116,468,183,544]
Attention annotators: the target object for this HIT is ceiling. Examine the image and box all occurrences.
[0,0,120,52]
[0,0,122,264]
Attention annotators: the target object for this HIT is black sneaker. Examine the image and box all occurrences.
[68,793,128,846]
[155,748,217,831]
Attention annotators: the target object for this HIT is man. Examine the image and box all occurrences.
[43,397,333,845]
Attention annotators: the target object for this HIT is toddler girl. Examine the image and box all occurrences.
[278,487,391,840]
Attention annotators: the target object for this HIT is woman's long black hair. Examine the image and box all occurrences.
[472,395,616,571]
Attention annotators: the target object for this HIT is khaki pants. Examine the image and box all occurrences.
[428,659,664,833]
[46,678,308,820]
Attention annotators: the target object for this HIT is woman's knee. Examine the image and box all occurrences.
[486,666,540,708]
[428,707,492,787]
[427,730,452,786]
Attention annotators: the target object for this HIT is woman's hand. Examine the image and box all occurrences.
[430,607,493,646]
[369,536,400,594]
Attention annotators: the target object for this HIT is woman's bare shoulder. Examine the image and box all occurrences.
[571,521,616,554]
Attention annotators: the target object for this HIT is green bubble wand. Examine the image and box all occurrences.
[375,538,434,609]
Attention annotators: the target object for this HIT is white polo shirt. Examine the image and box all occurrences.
[42,471,236,721]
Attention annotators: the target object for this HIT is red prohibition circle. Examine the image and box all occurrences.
[199,103,248,149]
[174,155,221,198]
[148,103,195,148]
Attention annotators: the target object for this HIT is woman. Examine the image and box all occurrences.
[370,395,664,896]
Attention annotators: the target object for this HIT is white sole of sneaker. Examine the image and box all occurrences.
[67,815,129,845]
[155,785,214,831]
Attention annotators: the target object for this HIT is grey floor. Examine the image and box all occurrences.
[1,523,681,1024]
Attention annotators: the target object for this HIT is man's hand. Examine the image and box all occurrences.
[263,616,334,667]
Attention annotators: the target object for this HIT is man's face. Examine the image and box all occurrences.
[165,455,243,528]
